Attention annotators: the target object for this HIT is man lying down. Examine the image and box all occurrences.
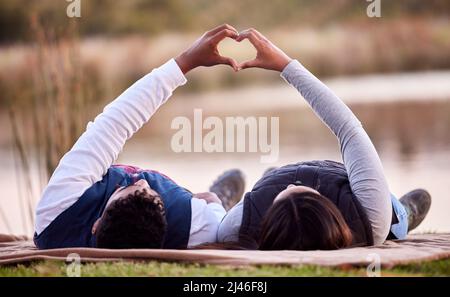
[34,24,431,250]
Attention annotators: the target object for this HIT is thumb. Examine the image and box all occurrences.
[238,59,259,70]
[217,56,238,72]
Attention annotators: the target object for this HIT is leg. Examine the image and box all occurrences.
[209,169,245,211]
[399,189,432,232]
[389,194,409,240]
[389,189,432,240]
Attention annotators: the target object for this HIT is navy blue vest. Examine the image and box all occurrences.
[240,160,375,247]
[34,165,192,249]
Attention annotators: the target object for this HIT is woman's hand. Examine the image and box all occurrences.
[193,192,223,205]
[175,24,239,74]
[236,28,292,72]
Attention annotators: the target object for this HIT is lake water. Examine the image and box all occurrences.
[1,71,449,236]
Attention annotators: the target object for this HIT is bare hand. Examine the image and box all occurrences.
[236,28,292,72]
[193,192,223,205]
[175,24,239,74]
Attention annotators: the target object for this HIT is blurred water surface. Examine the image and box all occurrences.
[1,73,449,235]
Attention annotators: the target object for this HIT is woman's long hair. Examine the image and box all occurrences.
[258,192,353,250]
[193,192,353,251]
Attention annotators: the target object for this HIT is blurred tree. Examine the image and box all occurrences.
[1,0,449,43]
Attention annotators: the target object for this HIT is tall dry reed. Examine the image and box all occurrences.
[7,16,98,234]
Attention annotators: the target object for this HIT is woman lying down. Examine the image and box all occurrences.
[34,24,431,250]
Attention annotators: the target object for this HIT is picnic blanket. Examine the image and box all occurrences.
[0,233,449,268]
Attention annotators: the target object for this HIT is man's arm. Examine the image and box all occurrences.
[35,59,187,234]
[36,24,240,235]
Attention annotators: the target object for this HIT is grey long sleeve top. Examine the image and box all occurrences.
[281,60,392,245]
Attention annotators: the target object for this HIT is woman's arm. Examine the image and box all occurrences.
[281,60,391,245]
[237,28,392,245]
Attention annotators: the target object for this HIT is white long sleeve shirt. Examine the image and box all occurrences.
[35,59,226,248]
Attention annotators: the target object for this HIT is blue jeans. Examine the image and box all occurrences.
[390,194,408,240]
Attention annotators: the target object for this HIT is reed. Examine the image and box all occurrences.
[6,16,98,234]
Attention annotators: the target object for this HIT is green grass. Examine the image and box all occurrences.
[0,259,449,277]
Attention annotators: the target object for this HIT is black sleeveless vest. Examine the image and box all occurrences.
[239,160,374,247]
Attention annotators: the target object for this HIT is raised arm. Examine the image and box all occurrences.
[36,24,240,235]
[35,59,187,234]
[237,28,392,245]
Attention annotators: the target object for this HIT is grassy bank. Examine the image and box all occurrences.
[0,259,449,277]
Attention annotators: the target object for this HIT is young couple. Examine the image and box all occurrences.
[34,24,431,250]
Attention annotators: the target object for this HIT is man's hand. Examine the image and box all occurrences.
[193,192,223,205]
[236,28,292,72]
[175,24,239,74]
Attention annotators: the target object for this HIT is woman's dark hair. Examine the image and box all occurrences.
[192,192,353,251]
[258,192,353,250]
[96,189,167,249]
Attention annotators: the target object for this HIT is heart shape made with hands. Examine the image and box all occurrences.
[217,37,257,66]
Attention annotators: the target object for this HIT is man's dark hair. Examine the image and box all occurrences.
[96,189,167,249]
